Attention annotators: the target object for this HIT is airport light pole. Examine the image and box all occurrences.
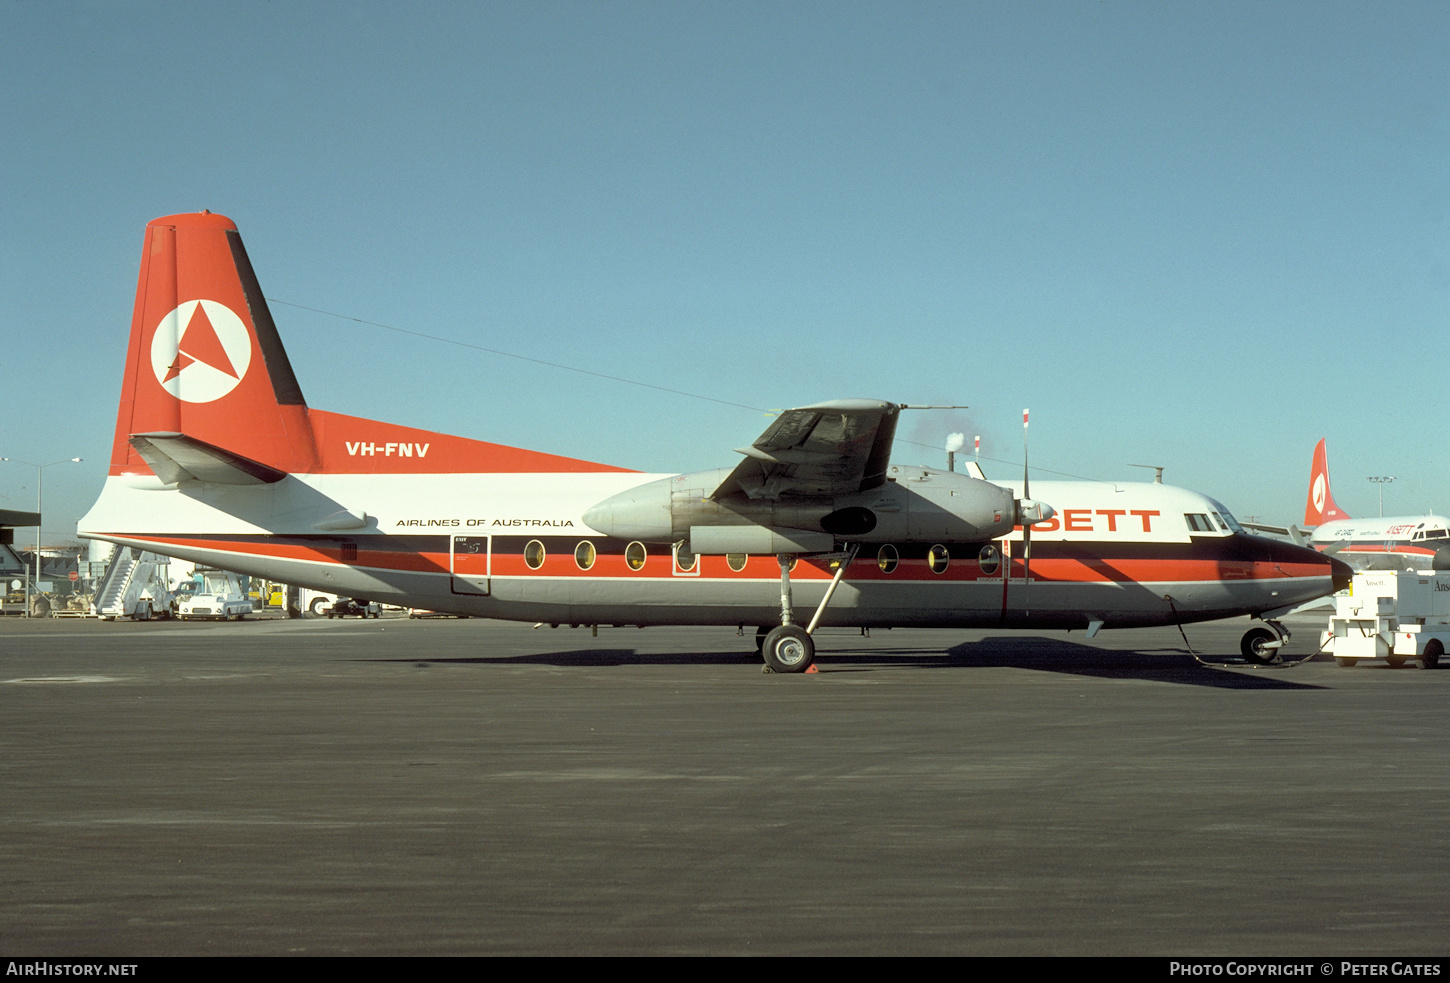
[1367,476,1396,518]
[0,457,83,616]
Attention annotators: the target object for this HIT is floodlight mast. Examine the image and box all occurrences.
[1367,476,1396,518]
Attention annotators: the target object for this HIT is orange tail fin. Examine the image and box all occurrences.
[109,212,318,477]
[1304,438,1350,526]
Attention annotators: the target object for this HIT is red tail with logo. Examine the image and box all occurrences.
[109,212,318,477]
[1304,438,1350,526]
[110,212,629,479]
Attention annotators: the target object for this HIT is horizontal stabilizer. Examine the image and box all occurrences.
[129,432,287,485]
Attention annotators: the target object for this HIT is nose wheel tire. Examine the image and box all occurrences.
[1240,627,1282,665]
[762,625,815,673]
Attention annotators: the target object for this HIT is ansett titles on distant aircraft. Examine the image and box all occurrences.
[1299,440,1450,571]
[78,211,1350,672]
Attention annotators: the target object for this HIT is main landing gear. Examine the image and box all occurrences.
[756,546,858,674]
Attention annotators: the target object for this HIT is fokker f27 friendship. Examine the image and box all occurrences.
[1301,439,1450,570]
[78,212,1350,672]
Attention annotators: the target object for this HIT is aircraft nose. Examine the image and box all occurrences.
[1331,556,1354,593]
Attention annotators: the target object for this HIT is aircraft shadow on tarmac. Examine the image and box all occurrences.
[364,636,1326,690]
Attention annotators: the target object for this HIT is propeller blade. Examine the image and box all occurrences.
[1022,409,1030,614]
[1022,409,1030,501]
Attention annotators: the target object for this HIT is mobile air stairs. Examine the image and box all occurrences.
[90,544,172,620]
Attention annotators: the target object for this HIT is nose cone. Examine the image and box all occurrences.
[1331,555,1354,593]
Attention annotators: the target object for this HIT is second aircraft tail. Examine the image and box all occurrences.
[1304,438,1350,526]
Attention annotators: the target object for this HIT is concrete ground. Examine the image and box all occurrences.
[1,612,1445,956]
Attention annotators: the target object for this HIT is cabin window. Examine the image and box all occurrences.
[574,541,596,570]
[674,544,697,573]
[625,541,647,571]
[726,553,747,572]
[978,544,1000,575]
[524,540,546,570]
[877,544,898,574]
[929,544,950,574]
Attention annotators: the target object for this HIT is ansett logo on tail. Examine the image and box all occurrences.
[149,300,252,403]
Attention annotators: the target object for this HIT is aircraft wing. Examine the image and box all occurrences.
[710,400,900,501]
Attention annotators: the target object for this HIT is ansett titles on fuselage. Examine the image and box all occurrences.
[1026,509,1161,533]
[394,518,575,528]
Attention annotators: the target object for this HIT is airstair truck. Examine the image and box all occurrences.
[1321,570,1450,668]
[90,542,172,621]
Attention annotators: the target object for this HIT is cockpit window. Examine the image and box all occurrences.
[1185,513,1216,533]
[1207,500,1245,534]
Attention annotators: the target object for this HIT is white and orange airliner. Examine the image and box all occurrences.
[1299,439,1450,570]
[78,212,1350,671]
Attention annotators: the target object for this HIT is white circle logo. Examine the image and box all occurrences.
[1312,474,1326,514]
[149,300,252,403]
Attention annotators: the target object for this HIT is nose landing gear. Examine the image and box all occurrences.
[1240,621,1289,665]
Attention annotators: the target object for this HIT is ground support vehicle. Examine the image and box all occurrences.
[1321,570,1450,668]
[299,587,342,617]
[90,545,172,621]
[176,570,251,621]
[328,598,381,618]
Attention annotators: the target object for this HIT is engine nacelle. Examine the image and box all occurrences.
[689,526,834,555]
[582,465,1020,550]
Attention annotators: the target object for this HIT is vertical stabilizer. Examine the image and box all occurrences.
[109,212,318,477]
[1304,438,1350,526]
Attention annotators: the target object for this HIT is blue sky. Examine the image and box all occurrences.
[3,0,1446,537]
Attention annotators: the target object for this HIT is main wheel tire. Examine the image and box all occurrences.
[762,625,815,673]
[1420,640,1442,670]
[1241,627,1280,664]
[754,625,771,655]
[309,597,329,617]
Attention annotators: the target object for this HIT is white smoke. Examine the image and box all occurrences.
[945,432,965,453]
